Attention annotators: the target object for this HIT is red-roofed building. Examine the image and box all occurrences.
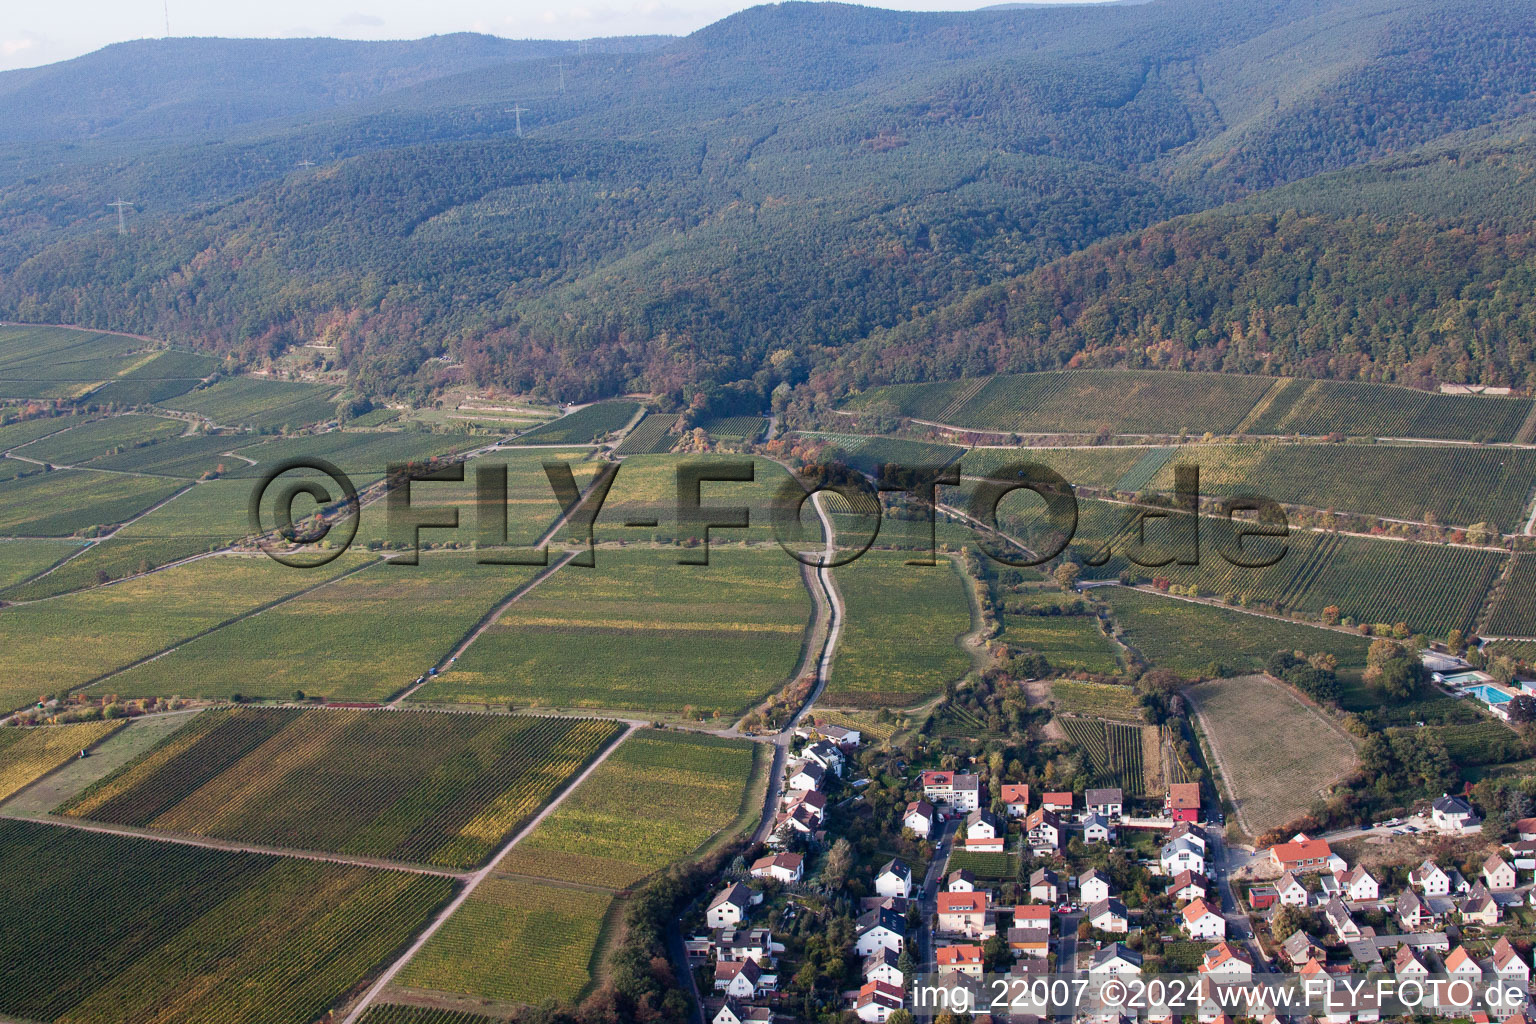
[1043,791,1074,814]
[1002,783,1031,817]
[936,943,985,977]
[1166,783,1201,823]
[938,892,993,939]
[855,980,905,1022]
[1267,835,1336,874]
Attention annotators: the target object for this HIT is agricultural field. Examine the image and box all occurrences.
[87,432,254,478]
[1049,680,1143,720]
[395,875,612,1006]
[6,537,215,600]
[826,549,973,708]
[699,414,766,441]
[87,349,219,406]
[497,730,760,888]
[515,401,639,444]
[612,411,678,455]
[0,552,368,715]
[0,720,124,801]
[351,448,598,551]
[61,707,622,868]
[847,370,1276,436]
[0,468,184,536]
[161,376,339,429]
[0,413,85,452]
[803,432,964,477]
[1001,614,1120,673]
[1486,555,1536,637]
[0,818,455,1024]
[1239,377,1531,442]
[105,555,547,702]
[0,538,82,589]
[591,453,819,546]
[231,429,482,479]
[945,849,1019,880]
[1096,586,1372,677]
[361,1008,505,1024]
[419,547,809,715]
[1146,530,1502,638]
[1058,716,1148,795]
[13,413,185,466]
[1184,674,1360,836]
[958,445,1148,492]
[0,325,148,398]
[1125,442,1536,529]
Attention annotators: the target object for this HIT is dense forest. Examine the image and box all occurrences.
[3,0,1536,406]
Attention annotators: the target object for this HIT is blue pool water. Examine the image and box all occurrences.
[1466,683,1513,705]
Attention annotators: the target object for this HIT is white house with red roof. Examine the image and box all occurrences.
[1181,898,1226,940]
[714,959,765,999]
[1043,791,1074,815]
[1025,808,1062,852]
[1484,853,1518,892]
[854,980,905,1022]
[1276,871,1309,907]
[750,852,803,884]
[936,943,985,978]
[1446,945,1484,982]
[1267,834,1339,874]
[1410,858,1451,896]
[937,892,994,939]
[1002,783,1031,817]
[1494,937,1530,981]
[1337,864,1379,903]
[1200,941,1253,979]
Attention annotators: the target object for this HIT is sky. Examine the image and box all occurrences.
[1,0,1114,72]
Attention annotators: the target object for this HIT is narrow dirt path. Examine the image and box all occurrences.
[339,723,639,1024]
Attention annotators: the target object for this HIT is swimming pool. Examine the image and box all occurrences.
[1466,683,1513,705]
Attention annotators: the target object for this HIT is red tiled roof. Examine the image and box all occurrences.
[1167,783,1201,810]
[938,892,987,914]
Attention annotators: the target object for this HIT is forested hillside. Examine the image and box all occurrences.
[3,0,1536,406]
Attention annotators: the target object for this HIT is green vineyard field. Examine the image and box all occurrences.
[60,707,623,868]
[1486,555,1536,637]
[496,729,759,888]
[0,818,455,1024]
[516,401,639,444]
[1059,716,1146,795]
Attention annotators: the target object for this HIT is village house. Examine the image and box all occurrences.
[1462,882,1501,926]
[1493,937,1529,981]
[1446,945,1484,982]
[875,858,912,899]
[1025,808,1062,853]
[803,739,844,776]
[1083,811,1113,844]
[1030,867,1060,903]
[773,803,819,840]
[1166,869,1210,903]
[788,761,825,792]
[1280,931,1325,968]
[1410,859,1451,896]
[1044,791,1074,815]
[1327,896,1363,941]
[1166,782,1202,823]
[1267,834,1338,875]
[854,980,905,1022]
[1394,945,1429,977]
[937,891,994,939]
[1517,818,1536,842]
[862,947,904,988]
[1086,787,1124,820]
[948,868,977,893]
[1397,889,1435,931]
[1276,871,1309,907]
[1201,941,1254,980]
[922,770,981,812]
[903,798,935,838]
[965,808,1004,852]
[1431,794,1481,834]
[854,908,906,956]
[937,943,985,978]
[1181,897,1225,940]
[1484,853,1518,892]
[750,852,804,884]
[1090,943,1143,977]
[1337,864,1379,904]
[1090,897,1129,934]
[1161,835,1206,876]
[1010,904,1052,958]
[712,998,773,1024]
[1170,821,1208,848]
[1002,783,1031,817]
[714,959,770,999]
[1080,869,1115,904]
[707,882,761,929]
